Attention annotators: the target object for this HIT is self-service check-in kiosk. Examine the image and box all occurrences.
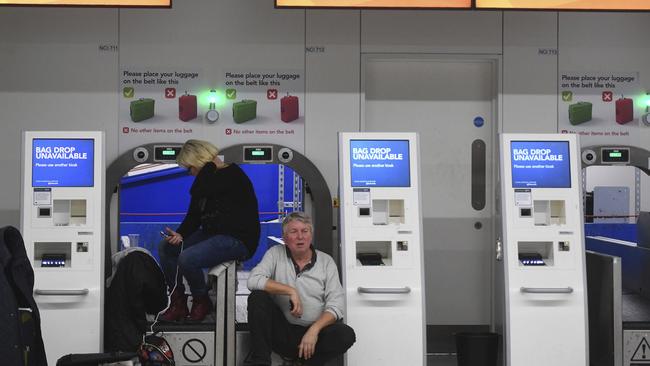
[21,131,104,365]
[339,132,426,366]
[499,133,588,366]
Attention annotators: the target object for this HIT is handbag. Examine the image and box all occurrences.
[137,334,175,365]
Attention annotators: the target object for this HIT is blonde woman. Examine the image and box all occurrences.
[159,139,260,322]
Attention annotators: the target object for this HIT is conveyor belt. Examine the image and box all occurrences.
[622,290,650,329]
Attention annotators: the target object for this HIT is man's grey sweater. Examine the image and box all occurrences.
[247,244,345,327]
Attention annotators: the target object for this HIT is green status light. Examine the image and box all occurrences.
[201,89,226,108]
[162,150,175,156]
[610,152,622,158]
[252,151,265,156]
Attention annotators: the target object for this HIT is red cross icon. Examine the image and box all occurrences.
[225,128,232,135]
[267,89,278,100]
[165,88,176,99]
[602,91,613,102]
[122,127,130,134]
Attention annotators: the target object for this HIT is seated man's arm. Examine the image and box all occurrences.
[263,278,303,318]
[322,255,346,321]
[247,246,303,317]
[247,246,277,291]
[300,311,336,360]
[299,255,346,360]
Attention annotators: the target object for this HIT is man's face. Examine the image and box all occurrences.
[283,220,313,256]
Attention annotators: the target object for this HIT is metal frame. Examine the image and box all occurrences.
[105,142,335,277]
[209,261,237,366]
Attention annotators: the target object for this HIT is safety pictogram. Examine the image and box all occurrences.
[631,337,650,363]
[182,338,207,363]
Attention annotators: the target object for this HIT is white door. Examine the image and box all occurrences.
[362,55,498,327]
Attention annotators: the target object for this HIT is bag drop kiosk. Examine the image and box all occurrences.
[20,131,105,365]
[499,133,588,366]
[338,132,426,366]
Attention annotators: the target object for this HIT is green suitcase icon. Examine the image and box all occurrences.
[232,100,257,124]
[130,98,155,122]
[568,102,592,125]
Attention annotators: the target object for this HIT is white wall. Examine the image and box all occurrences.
[1,4,650,227]
[0,8,118,227]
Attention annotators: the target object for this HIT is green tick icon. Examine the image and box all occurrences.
[123,87,134,98]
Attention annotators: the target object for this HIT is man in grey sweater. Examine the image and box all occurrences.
[246,212,355,366]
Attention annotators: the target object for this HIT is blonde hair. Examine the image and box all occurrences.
[177,139,219,169]
[281,211,313,235]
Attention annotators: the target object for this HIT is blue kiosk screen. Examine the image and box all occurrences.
[350,139,410,187]
[32,138,94,187]
[511,140,571,188]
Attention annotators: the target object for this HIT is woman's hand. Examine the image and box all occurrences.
[164,227,183,245]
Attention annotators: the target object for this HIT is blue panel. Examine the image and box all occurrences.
[241,221,283,270]
[119,222,170,261]
[584,223,638,243]
[119,163,303,268]
[119,167,193,223]
[240,164,279,222]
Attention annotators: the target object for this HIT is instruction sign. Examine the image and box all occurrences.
[218,69,305,153]
[118,67,206,153]
[558,71,646,147]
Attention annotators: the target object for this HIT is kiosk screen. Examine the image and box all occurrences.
[32,138,94,187]
[350,139,410,187]
[511,141,570,188]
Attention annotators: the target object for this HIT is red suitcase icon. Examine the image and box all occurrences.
[281,94,299,123]
[615,97,633,124]
[179,93,197,122]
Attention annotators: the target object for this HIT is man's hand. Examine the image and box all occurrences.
[164,227,183,246]
[261,280,303,317]
[298,328,319,360]
[289,289,303,318]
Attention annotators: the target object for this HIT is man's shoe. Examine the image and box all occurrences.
[187,295,212,322]
[160,289,188,322]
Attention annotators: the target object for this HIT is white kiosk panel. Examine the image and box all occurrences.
[21,131,105,365]
[339,132,426,366]
[499,134,588,366]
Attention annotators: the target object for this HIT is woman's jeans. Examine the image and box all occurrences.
[158,231,248,296]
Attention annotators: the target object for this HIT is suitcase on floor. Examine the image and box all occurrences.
[130,98,155,122]
[232,99,257,123]
[280,94,299,123]
[615,97,633,124]
[179,93,197,122]
[568,102,592,125]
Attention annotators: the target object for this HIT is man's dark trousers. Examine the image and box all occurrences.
[247,290,356,366]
